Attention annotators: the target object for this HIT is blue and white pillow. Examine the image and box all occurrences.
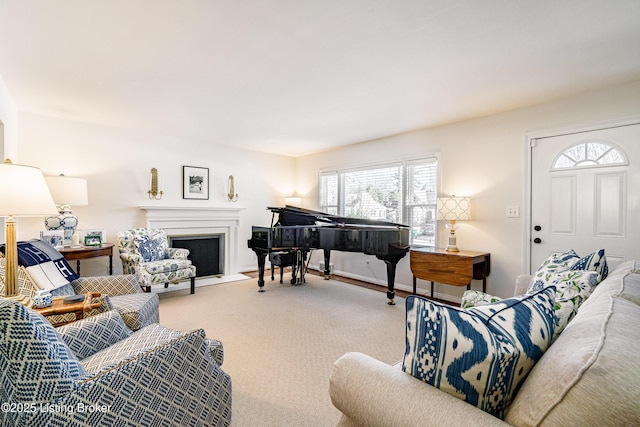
[531,250,580,282]
[461,290,502,309]
[134,232,167,262]
[402,287,556,418]
[528,270,600,336]
[0,240,80,290]
[569,248,608,279]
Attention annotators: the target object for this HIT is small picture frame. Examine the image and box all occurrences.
[40,230,65,249]
[83,230,104,247]
[183,166,209,200]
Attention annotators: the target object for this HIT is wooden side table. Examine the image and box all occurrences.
[410,248,491,297]
[59,243,115,276]
[32,292,102,327]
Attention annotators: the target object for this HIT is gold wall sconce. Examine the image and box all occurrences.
[148,168,164,200]
[227,175,238,202]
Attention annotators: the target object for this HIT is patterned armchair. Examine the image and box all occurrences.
[0,251,158,331]
[0,298,232,426]
[117,228,197,294]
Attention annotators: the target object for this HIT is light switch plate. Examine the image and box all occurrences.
[506,206,520,218]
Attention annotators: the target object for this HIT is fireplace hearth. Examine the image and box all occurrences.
[139,206,245,290]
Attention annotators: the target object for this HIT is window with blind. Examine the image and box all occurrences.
[319,156,438,246]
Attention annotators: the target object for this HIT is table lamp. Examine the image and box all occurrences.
[44,174,88,245]
[437,196,472,252]
[0,159,58,299]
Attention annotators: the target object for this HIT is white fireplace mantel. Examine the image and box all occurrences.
[139,206,245,281]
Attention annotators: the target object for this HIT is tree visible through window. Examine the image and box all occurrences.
[319,157,438,246]
[552,139,627,169]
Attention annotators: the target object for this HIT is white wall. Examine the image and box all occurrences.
[7,77,640,299]
[0,74,18,160]
[296,79,640,300]
[0,74,20,244]
[16,112,296,276]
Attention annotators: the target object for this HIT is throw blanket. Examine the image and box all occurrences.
[0,240,79,290]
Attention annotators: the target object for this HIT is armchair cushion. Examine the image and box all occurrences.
[142,258,194,274]
[57,309,132,360]
[402,287,557,419]
[81,323,188,374]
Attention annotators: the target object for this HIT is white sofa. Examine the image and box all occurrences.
[329,260,640,426]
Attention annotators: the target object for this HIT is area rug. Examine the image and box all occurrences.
[158,274,407,426]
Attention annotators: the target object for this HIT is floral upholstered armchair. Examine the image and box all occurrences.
[0,297,232,426]
[116,228,197,294]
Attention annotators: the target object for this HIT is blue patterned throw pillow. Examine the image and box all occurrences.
[532,250,580,282]
[402,287,556,418]
[569,248,608,279]
[134,232,167,262]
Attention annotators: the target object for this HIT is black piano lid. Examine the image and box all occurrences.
[267,205,409,228]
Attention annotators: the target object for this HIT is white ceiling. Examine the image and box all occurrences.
[1,0,640,157]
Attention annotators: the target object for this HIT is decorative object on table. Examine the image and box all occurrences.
[183,165,209,200]
[0,159,58,301]
[40,230,65,249]
[84,230,103,247]
[147,167,164,199]
[44,174,89,245]
[437,195,472,252]
[33,289,53,308]
[63,294,86,303]
[227,175,238,201]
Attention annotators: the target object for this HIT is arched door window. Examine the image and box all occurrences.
[552,139,628,170]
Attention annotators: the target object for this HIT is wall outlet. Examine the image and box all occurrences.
[506,206,520,218]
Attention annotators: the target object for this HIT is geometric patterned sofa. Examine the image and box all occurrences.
[0,256,158,331]
[116,228,197,294]
[0,298,232,426]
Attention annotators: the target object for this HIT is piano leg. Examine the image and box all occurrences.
[252,250,268,292]
[290,250,298,284]
[298,250,308,284]
[383,260,397,305]
[379,251,408,305]
[323,249,331,280]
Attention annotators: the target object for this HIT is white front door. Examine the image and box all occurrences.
[529,123,640,272]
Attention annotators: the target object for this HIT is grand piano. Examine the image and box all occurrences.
[247,205,410,305]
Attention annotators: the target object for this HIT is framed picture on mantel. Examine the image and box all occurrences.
[183,166,209,200]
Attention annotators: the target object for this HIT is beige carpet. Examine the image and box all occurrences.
[158,274,407,427]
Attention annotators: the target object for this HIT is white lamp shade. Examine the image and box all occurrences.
[285,196,302,207]
[437,196,472,221]
[45,176,89,206]
[0,162,58,217]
